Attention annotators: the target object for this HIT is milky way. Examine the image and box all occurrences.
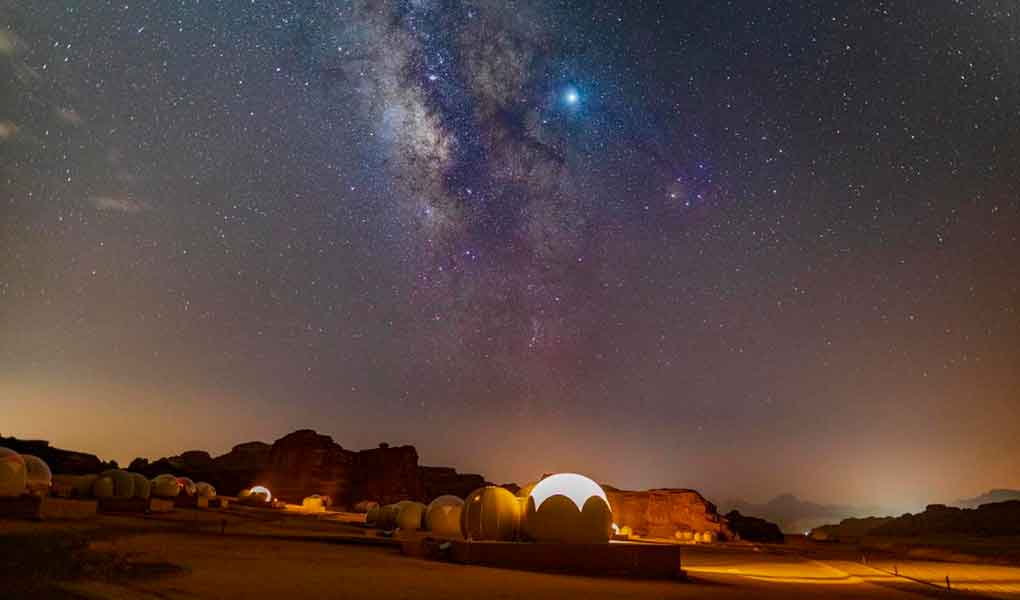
[1,1,1018,509]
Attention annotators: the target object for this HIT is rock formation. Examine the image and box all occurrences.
[723,493,884,534]
[810,500,1020,540]
[419,466,486,500]
[263,430,356,504]
[352,443,423,504]
[604,487,732,540]
[725,510,785,543]
[0,435,108,474]
[126,430,482,508]
[956,489,1020,509]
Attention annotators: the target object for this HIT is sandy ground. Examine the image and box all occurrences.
[3,508,1018,600]
[61,533,928,600]
[866,558,1020,599]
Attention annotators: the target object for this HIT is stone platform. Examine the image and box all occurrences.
[440,540,684,579]
[0,495,98,520]
[198,496,228,509]
[150,498,175,512]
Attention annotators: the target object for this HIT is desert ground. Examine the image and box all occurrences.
[3,507,1019,600]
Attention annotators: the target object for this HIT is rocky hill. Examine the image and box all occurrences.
[724,493,884,533]
[0,435,112,474]
[956,489,1020,509]
[811,501,1020,540]
[725,510,785,543]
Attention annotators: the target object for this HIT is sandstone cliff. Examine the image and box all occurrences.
[126,430,483,508]
[604,487,733,540]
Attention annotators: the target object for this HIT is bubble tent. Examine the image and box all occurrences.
[529,473,609,511]
[250,485,272,502]
[425,494,464,538]
[21,454,52,494]
[523,473,614,544]
[0,447,27,497]
[460,486,520,541]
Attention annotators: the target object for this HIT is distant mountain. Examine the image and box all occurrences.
[723,494,885,533]
[813,501,1020,541]
[955,489,1020,509]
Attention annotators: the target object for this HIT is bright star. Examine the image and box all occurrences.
[564,87,580,106]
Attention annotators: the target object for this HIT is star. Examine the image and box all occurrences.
[563,86,580,106]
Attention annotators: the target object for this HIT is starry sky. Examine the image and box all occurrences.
[2,1,1018,512]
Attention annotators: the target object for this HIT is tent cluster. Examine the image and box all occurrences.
[365,473,614,544]
[0,446,219,502]
[0,447,52,498]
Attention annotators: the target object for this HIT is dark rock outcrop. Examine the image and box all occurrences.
[811,500,1020,540]
[725,510,784,543]
[419,466,487,500]
[0,435,108,474]
[872,501,1020,537]
[352,443,422,505]
[810,516,895,541]
[263,430,355,504]
[956,489,1020,509]
[723,493,884,534]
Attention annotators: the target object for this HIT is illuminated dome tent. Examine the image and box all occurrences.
[21,454,52,496]
[249,485,272,503]
[0,447,27,497]
[176,477,198,496]
[151,474,182,498]
[194,482,217,498]
[523,473,613,544]
[460,486,520,541]
[395,501,427,531]
[425,495,464,538]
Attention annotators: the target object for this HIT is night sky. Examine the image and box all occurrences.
[2,1,1018,512]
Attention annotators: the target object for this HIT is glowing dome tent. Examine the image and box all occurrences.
[460,486,520,541]
[131,473,151,499]
[21,454,52,496]
[425,495,464,538]
[151,474,181,498]
[523,473,613,544]
[395,501,427,531]
[249,485,271,503]
[0,447,27,497]
[176,477,197,496]
[301,494,327,511]
[194,482,216,498]
[101,469,135,499]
